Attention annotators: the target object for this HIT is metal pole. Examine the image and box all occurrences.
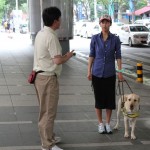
[132,0,135,23]
[136,62,143,83]
[129,0,135,23]
[94,0,97,20]
[40,0,43,28]
[16,0,18,10]
[109,0,114,22]
[26,0,28,18]
[15,0,19,31]
[27,0,29,12]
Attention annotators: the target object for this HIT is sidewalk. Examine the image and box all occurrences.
[0,35,150,150]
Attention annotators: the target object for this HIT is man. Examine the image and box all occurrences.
[33,7,74,150]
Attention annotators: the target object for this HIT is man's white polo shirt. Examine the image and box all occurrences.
[33,26,62,76]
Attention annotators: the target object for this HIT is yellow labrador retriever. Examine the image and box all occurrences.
[114,93,140,139]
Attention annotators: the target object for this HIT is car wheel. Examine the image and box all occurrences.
[128,38,133,47]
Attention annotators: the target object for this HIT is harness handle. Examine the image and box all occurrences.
[116,80,133,95]
[116,80,134,108]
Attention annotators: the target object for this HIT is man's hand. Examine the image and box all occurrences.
[66,50,75,58]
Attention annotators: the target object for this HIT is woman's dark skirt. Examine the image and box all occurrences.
[92,75,116,110]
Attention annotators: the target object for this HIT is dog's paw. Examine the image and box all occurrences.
[124,133,129,138]
[131,134,136,140]
[114,124,119,130]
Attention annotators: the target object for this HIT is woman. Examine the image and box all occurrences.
[87,14,124,134]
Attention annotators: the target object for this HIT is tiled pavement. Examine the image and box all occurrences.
[0,33,150,150]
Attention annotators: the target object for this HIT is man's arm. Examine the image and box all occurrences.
[53,50,74,65]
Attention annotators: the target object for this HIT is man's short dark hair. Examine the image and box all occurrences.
[42,7,61,26]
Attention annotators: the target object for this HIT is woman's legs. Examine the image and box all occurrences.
[96,108,113,133]
[96,108,105,133]
[95,108,102,123]
[106,109,112,124]
[105,109,112,133]
[96,108,112,124]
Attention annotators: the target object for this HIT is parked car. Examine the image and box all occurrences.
[78,21,124,38]
[134,19,150,27]
[147,33,150,46]
[147,24,150,31]
[80,22,101,38]
[91,24,101,36]
[118,24,149,47]
[73,21,91,36]
[20,23,28,34]
[112,22,124,26]
[110,22,124,36]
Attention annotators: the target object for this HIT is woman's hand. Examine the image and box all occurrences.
[118,72,124,81]
[87,72,92,81]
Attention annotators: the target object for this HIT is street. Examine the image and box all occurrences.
[70,36,150,86]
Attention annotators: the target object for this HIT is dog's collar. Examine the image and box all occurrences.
[121,108,140,118]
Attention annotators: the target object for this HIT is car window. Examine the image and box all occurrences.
[20,24,27,28]
[121,26,129,32]
[94,25,99,29]
[121,27,124,30]
[22,24,27,27]
[134,20,142,24]
[130,26,149,32]
[82,24,86,27]
[124,27,129,32]
[130,26,137,31]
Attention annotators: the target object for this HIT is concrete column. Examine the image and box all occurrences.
[28,0,41,44]
[29,0,73,54]
[42,0,73,55]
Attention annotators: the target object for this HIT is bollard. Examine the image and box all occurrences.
[136,62,143,83]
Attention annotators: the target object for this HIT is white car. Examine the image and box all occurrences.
[20,24,28,34]
[73,21,91,36]
[81,23,101,38]
[147,33,150,46]
[147,24,150,31]
[118,24,150,47]
[79,22,99,38]
[110,22,124,36]
[91,24,102,36]
[134,19,150,27]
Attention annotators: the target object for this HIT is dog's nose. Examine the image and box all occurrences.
[130,104,134,110]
